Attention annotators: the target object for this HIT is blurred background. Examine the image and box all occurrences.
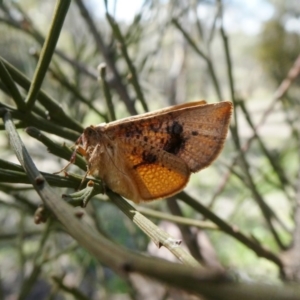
[0,0,300,299]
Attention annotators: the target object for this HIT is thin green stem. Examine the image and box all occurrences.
[25,127,86,170]
[18,221,52,300]
[108,191,200,267]
[0,58,25,111]
[75,0,137,115]
[179,192,284,270]
[0,106,80,141]
[0,56,83,133]
[26,0,71,111]
[172,18,223,101]
[98,63,116,121]
[106,13,148,112]
[137,206,218,230]
[49,61,107,121]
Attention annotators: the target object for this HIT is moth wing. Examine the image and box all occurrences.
[169,101,233,172]
[106,101,232,174]
[120,143,190,201]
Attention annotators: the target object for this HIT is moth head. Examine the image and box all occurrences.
[76,125,98,149]
[77,124,108,152]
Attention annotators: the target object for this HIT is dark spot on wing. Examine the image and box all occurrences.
[142,151,157,163]
[164,135,185,155]
[192,131,198,136]
[164,121,186,155]
[167,121,183,135]
[133,151,157,169]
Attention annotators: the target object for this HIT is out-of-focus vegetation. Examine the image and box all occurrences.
[0,0,300,299]
[256,0,300,83]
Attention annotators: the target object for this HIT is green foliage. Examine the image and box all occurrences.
[256,19,300,83]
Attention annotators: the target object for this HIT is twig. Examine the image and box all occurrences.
[167,198,203,263]
[106,13,148,112]
[172,18,223,101]
[52,275,90,300]
[0,56,83,133]
[137,206,218,230]
[179,192,284,270]
[25,0,71,111]
[18,221,52,300]
[217,1,286,249]
[0,58,25,111]
[0,105,80,141]
[25,127,85,169]
[98,63,116,121]
[74,0,137,115]
[108,191,200,267]
[47,60,107,121]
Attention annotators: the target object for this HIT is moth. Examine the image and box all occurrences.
[76,101,232,203]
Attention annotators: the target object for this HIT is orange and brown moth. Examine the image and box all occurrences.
[76,100,232,203]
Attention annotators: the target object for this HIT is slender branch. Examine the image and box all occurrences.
[172,18,223,101]
[217,0,285,249]
[108,191,200,267]
[0,58,25,111]
[0,105,80,141]
[137,206,218,230]
[52,276,90,300]
[0,56,83,133]
[25,127,85,169]
[26,0,71,111]
[48,60,107,121]
[74,0,137,115]
[98,63,116,122]
[167,198,203,263]
[19,222,52,300]
[179,192,284,270]
[106,13,148,112]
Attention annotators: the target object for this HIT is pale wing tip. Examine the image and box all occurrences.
[190,101,233,172]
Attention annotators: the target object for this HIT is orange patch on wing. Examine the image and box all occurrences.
[133,162,189,201]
